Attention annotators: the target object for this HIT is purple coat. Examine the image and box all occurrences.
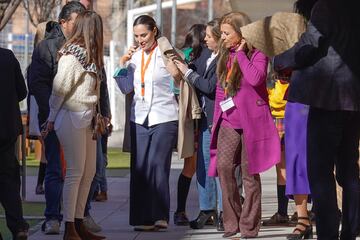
[208,49,280,176]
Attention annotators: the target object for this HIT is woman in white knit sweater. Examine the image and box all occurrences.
[44,11,106,240]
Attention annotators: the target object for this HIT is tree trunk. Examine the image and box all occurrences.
[0,0,22,31]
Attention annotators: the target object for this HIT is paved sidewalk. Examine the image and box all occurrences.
[25,132,322,239]
[25,154,318,240]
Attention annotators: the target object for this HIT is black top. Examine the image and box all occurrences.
[28,21,66,125]
[0,48,27,146]
[274,0,360,111]
[187,47,217,128]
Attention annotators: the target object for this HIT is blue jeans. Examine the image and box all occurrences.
[196,119,222,211]
[98,151,108,192]
[44,130,63,221]
[85,136,107,215]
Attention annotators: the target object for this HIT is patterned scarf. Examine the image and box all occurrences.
[59,44,97,74]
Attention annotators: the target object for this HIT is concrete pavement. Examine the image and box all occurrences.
[25,131,320,239]
[26,156,316,240]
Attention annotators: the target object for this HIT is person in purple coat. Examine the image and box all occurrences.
[208,12,280,238]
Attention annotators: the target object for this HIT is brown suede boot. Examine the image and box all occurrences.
[95,191,108,202]
[75,218,106,240]
[63,222,81,240]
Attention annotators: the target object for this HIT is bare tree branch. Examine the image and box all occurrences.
[22,0,61,27]
[0,0,22,31]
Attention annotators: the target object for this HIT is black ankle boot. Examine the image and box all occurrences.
[189,210,217,229]
[217,211,224,231]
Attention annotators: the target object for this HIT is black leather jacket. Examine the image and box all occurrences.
[28,21,66,124]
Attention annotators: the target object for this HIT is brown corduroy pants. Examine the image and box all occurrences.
[217,126,261,237]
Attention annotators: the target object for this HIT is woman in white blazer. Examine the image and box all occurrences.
[114,15,181,231]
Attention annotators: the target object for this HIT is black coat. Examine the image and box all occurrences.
[0,48,27,145]
[28,21,66,125]
[274,0,360,111]
[188,47,217,128]
[99,69,111,118]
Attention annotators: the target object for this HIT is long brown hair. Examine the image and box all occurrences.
[217,12,252,97]
[207,18,221,43]
[63,10,104,70]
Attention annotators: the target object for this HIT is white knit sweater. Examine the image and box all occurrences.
[48,54,99,122]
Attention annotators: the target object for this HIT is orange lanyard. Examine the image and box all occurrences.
[224,64,234,96]
[140,44,157,98]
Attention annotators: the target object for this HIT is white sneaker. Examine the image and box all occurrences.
[42,219,60,235]
[83,215,102,232]
[133,225,157,231]
[155,220,168,229]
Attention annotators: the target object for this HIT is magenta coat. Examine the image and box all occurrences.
[208,49,280,176]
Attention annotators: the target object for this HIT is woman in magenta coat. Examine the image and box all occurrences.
[208,12,280,238]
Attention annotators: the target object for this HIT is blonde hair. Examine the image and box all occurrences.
[63,11,104,70]
[217,12,252,97]
[34,22,47,47]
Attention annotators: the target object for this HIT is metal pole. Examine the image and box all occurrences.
[8,33,13,50]
[91,0,95,10]
[171,0,177,45]
[156,0,162,32]
[208,0,213,21]
[128,0,134,10]
[127,0,134,48]
[20,11,30,201]
[24,11,29,72]
[127,10,134,47]
[24,34,29,69]
[21,121,27,200]
[56,5,61,19]
[109,40,117,129]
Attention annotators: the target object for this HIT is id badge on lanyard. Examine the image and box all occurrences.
[221,62,235,112]
[220,97,235,112]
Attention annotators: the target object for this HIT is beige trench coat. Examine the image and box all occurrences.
[158,37,202,159]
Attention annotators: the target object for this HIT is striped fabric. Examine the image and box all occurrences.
[59,44,97,74]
